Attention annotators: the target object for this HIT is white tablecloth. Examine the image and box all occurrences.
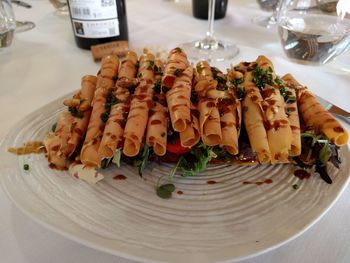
[1,0,350,262]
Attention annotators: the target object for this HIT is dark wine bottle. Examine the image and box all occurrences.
[192,0,228,20]
[67,0,128,50]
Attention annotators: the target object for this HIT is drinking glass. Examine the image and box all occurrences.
[181,0,239,62]
[277,0,350,65]
[0,0,16,48]
[252,0,281,28]
[49,0,68,15]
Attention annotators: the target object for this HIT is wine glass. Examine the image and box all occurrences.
[252,0,281,28]
[181,0,239,62]
[1,0,16,47]
[15,20,35,33]
[276,0,350,65]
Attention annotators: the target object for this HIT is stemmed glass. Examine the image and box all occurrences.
[181,0,239,62]
[252,0,280,28]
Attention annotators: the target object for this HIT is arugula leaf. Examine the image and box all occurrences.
[296,131,340,184]
[112,148,122,167]
[137,144,151,177]
[177,143,217,177]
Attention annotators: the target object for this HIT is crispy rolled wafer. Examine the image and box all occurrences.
[198,98,222,146]
[80,88,109,166]
[233,61,271,163]
[179,109,200,148]
[44,76,98,169]
[219,98,240,155]
[285,74,348,146]
[146,101,168,156]
[116,51,139,88]
[254,56,292,163]
[162,47,189,89]
[123,99,149,157]
[44,112,74,169]
[96,55,120,90]
[166,65,193,132]
[98,102,129,159]
[139,52,156,83]
[281,74,302,156]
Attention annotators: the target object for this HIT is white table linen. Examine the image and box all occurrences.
[1,0,350,262]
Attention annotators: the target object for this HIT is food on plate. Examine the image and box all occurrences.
[38,48,348,197]
[44,75,98,170]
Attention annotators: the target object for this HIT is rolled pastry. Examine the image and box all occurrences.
[286,74,348,146]
[281,74,302,156]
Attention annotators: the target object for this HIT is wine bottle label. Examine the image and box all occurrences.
[69,0,120,38]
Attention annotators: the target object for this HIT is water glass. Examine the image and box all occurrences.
[277,0,350,65]
[49,0,68,15]
[0,0,16,48]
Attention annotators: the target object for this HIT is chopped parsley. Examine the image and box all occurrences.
[230,77,244,86]
[236,87,245,100]
[147,60,155,70]
[51,123,57,132]
[174,68,183,77]
[196,65,204,74]
[154,65,162,75]
[153,79,161,94]
[100,112,109,123]
[285,96,296,104]
[68,106,84,118]
[292,184,299,190]
[252,66,274,89]
[23,164,29,170]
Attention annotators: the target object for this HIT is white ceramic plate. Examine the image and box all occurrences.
[1,94,349,263]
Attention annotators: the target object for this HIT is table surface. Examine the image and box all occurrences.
[1,0,350,262]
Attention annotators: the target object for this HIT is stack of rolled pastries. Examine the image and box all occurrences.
[44,47,349,170]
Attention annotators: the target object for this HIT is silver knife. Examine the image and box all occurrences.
[316,95,350,125]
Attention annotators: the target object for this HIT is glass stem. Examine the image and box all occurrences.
[206,0,216,39]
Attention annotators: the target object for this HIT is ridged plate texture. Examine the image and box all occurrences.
[1,93,349,263]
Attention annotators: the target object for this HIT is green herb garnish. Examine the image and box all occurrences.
[51,123,57,132]
[68,107,84,118]
[134,144,151,177]
[252,66,274,89]
[156,183,176,199]
[292,184,299,190]
[231,77,244,86]
[174,68,183,77]
[236,86,245,100]
[23,164,29,170]
[100,112,109,123]
[147,60,155,70]
[196,65,204,74]
[152,79,161,94]
[285,96,296,104]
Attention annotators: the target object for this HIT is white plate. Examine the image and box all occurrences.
[1,94,349,263]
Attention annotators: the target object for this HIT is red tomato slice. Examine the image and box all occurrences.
[117,139,124,149]
[166,137,191,155]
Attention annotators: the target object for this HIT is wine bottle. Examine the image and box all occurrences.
[67,0,128,50]
[192,0,228,20]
